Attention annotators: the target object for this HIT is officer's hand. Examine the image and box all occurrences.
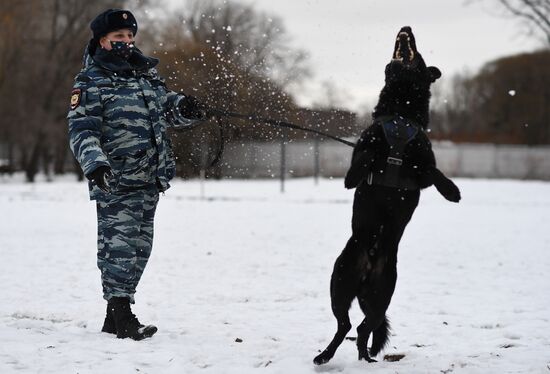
[87,166,113,193]
[179,95,208,120]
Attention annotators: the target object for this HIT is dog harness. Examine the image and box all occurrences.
[367,116,420,190]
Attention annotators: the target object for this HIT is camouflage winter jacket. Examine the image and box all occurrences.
[68,46,195,200]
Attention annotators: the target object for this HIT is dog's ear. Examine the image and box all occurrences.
[427,66,441,82]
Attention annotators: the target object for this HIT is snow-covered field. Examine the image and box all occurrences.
[0,177,549,374]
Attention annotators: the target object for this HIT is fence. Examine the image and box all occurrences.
[219,140,550,180]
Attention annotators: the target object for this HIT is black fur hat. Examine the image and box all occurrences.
[90,9,138,42]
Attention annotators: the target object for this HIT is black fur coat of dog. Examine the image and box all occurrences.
[314,26,461,365]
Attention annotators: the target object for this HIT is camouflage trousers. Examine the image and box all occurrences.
[96,186,159,303]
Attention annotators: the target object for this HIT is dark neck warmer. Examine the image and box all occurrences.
[92,47,159,75]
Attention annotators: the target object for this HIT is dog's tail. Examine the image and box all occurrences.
[369,315,391,357]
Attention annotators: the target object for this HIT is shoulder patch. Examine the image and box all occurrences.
[70,89,82,110]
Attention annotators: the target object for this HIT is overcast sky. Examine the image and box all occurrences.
[235,0,543,112]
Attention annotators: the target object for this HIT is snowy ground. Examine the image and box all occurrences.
[0,176,549,374]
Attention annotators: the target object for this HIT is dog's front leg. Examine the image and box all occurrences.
[344,149,375,189]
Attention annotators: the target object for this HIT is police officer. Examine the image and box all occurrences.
[68,9,204,340]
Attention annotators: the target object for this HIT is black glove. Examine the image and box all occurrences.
[432,168,461,203]
[87,165,113,193]
[178,95,208,119]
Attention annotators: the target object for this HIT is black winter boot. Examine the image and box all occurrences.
[101,304,116,334]
[108,297,157,340]
[102,303,145,334]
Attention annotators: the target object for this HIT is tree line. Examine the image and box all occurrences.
[430,49,550,145]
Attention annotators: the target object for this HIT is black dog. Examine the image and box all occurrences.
[313,26,461,365]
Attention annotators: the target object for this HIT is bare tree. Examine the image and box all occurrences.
[0,0,129,181]
[489,0,550,45]
[143,0,310,93]
[132,0,315,177]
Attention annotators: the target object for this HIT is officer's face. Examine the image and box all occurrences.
[99,29,135,50]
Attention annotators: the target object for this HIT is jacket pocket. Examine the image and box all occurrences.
[110,149,153,190]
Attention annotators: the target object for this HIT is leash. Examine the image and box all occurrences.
[207,108,356,148]
[174,108,356,168]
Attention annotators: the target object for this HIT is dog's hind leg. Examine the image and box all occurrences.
[313,243,358,365]
[356,302,389,362]
[356,240,396,361]
[313,304,352,365]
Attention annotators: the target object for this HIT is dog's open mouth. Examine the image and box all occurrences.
[395,32,415,63]
[392,27,417,66]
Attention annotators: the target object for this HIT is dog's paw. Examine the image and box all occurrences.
[432,170,461,203]
[313,351,333,365]
[446,188,461,203]
[436,180,461,203]
[358,353,378,363]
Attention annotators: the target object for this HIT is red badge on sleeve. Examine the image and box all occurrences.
[70,89,81,110]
